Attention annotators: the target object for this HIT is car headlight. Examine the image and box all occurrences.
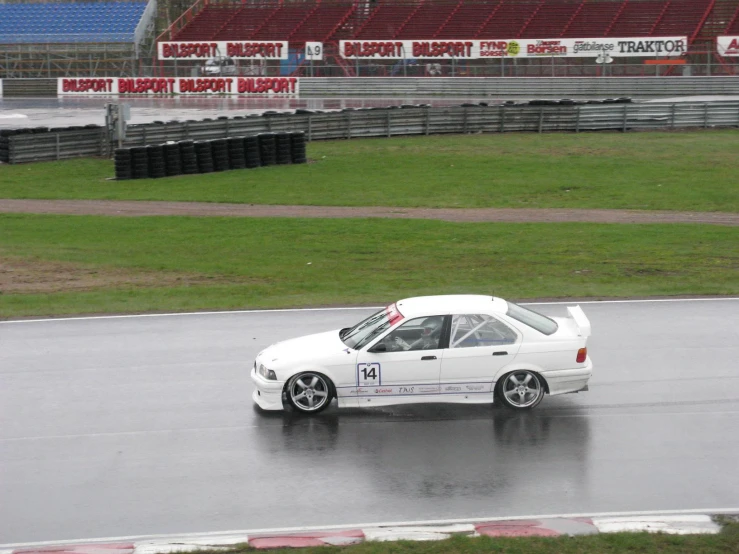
[258,363,277,380]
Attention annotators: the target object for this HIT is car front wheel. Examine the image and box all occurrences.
[497,370,545,410]
[286,372,333,414]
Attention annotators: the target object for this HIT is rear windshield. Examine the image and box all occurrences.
[506,302,558,335]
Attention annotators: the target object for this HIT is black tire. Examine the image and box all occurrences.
[285,372,334,414]
[496,370,546,410]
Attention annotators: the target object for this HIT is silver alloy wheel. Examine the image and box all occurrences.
[500,371,544,409]
[288,372,331,413]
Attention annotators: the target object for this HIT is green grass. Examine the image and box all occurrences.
[1,131,738,211]
[184,524,739,554]
[1,214,737,318]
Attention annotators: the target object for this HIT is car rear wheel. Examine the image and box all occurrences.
[286,372,333,414]
[497,370,545,410]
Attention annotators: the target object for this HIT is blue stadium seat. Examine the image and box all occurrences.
[0,1,149,43]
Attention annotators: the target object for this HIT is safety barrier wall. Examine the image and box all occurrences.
[1,76,738,97]
[3,101,739,164]
[1,128,105,164]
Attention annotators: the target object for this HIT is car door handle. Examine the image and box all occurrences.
[421,356,437,360]
[493,351,508,356]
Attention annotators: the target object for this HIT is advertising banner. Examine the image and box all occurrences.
[717,36,739,56]
[57,77,299,96]
[157,41,289,60]
[340,37,688,59]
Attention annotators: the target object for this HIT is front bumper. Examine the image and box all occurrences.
[251,367,285,411]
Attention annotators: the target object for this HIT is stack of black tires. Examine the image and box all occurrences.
[291,132,307,164]
[113,132,307,180]
[114,148,133,180]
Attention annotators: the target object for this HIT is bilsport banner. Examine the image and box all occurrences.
[339,37,688,59]
[717,36,739,56]
[57,77,299,95]
[157,41,289,60]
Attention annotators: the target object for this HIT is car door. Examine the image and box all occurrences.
[354,315,448,403]
[440,314,521,393]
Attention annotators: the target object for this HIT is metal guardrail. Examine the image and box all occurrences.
[3,128,105,164]
[121,101,739,147]
[3,101,739,164]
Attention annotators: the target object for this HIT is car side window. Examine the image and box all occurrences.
[450,314,517,348]
[382,316,444,351]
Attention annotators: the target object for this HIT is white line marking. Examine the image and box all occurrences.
[1,508,738,548]
[2,298,738,324]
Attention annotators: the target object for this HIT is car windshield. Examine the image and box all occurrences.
[340,303,404,350]
[505,302,558,335]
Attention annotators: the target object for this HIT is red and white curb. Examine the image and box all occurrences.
[2,512,731,553]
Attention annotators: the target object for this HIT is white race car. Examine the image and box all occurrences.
[252,295,592,414]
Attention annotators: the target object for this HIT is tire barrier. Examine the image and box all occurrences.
[195,140,214,174]
[163,142,182,177]
[113,147,132,181]
[147,145,166,179]
[179,140,199,175]
[244,135,261,169]
[131,146,149,179]
[112,133,307,180]
[275,132,292,165]
[258,133,277,167]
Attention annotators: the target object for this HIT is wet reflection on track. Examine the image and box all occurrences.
[253,402,590,507]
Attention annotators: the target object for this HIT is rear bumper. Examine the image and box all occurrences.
[544,357,593,396]
[251,368,285,411]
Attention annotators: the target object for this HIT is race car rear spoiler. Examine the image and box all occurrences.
[567,305,591,338]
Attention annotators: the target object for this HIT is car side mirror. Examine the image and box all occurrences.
[369,343,387,353]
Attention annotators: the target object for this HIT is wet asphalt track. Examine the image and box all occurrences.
[1,299,738,543]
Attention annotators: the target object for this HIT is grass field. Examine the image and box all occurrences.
[1,214,737,318]
[1,131,738,211]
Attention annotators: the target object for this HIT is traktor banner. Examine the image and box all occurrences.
[340,37,688,59]
[157,41,289,60]
[717,36,739,56]
[57,77,299,95]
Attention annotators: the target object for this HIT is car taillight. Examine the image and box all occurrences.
[576,347,587,363]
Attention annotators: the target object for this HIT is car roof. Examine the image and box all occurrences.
[395,295,508,318]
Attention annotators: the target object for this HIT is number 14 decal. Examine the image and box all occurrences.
[357,362,381,386]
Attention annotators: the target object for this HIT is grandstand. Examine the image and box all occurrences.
[164,0,735,45]
[0,0,156,78]
[155,0,738,78]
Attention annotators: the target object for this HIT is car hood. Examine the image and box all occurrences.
[258,329,350,368]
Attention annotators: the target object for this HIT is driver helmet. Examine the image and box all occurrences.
[421,316,443,336]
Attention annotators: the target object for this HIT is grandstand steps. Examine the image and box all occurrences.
[174,6,239,40]
[213,7,279,41]
[726,3,739,33]
[478,1,543,39]
[522,1,583,39]
[560,2,585,37]
[353,2,420,40]
[647,1,672,36]
[603,0,629,36]
[290,3,356,44]
[435,1,502,39]
[393,2,427,39]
